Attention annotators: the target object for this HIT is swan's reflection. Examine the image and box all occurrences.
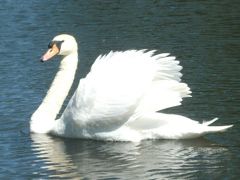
[31,134,229,179]
[31,134,80,178]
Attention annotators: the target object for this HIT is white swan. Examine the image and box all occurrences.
[30,34,233,141]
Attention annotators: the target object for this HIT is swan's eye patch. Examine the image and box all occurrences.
[48,40,64,49]
[48,41,54,49]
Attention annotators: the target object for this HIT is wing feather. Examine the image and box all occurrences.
[60,50,191,133]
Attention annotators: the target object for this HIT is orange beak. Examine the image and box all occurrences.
[40,44,60,62]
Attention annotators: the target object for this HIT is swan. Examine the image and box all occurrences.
[30,34,233,141]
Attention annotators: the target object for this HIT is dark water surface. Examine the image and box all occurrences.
[0,0,239,179]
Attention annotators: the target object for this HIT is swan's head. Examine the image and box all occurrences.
[41,34,78,62]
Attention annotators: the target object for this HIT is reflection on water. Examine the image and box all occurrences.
[31,134,79,179]
[31,134,230,179]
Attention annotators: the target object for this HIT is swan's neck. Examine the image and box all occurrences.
[30,52,78,133]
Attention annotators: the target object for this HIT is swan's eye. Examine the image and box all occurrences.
[48,40,64,50]
[48,41,54,49]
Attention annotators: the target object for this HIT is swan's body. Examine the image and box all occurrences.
[30,34,232,141]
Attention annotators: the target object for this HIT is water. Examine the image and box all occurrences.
[0,0,239,179]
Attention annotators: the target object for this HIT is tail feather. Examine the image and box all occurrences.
[202,117,233,133]
[202,118,219,126]
[204,124,233,133]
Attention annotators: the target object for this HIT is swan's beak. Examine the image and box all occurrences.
[40,44,60,62]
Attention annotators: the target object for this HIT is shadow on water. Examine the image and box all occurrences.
[31,134,233,179]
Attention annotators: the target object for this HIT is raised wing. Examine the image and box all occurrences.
[60,50,191,133]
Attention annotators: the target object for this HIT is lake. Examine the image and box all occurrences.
[0,0,239,179]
